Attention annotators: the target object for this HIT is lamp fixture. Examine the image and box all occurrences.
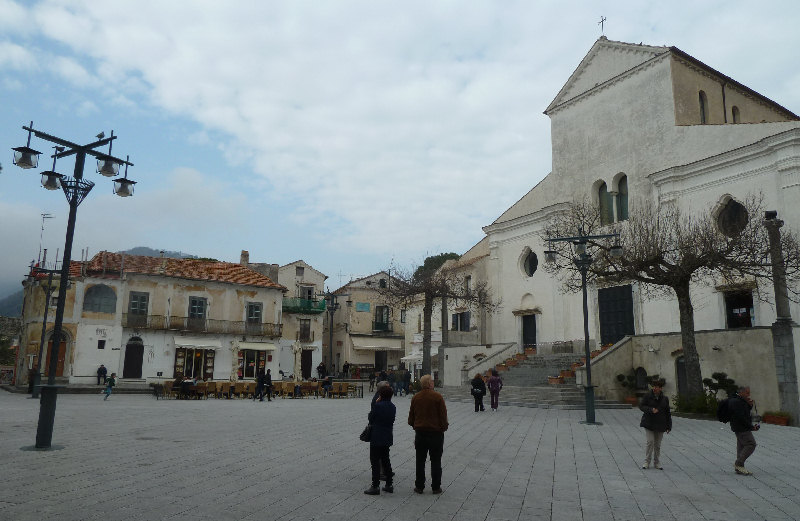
[12,121,41,169]
[40,146,64,191]
[112,156,136,197]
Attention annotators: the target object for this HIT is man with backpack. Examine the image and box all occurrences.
[722,386,760,475]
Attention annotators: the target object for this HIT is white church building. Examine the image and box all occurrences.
[469,37,800,411]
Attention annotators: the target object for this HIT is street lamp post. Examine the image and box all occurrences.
[10,122,135,449]
[545,229,622,425]
[319,291,350,376]
[30,262,58,399]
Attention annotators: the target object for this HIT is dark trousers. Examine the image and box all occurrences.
[473,394,484,411]
[370,445,392,487]
[97,375,104,385]
[414,431,444,490]
[490,391,500,409]
[254,384,264,400]
[735,431,757,466]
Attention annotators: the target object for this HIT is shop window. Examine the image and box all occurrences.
[83,284,116,313]
[237,349,266,379]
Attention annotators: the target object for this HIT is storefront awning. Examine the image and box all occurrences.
[400,349,438,362]
[173,336,221,349]
[238,342,276,351]
[352,337,403,351]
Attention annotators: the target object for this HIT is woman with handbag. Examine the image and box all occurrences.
[364,385,396,495]
[470,373,486,412]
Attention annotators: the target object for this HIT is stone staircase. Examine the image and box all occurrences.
[445,351,629,409]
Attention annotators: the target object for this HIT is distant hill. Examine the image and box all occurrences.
[0,247,199,312]
[0,289,23,317]
[120,247,198,259]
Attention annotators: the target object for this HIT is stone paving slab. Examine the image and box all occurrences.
[1,390,799,520]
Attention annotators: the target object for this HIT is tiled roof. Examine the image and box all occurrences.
[68,252,285,290]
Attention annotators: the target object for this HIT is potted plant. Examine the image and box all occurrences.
[762,411,791,426]
[547,375,564,385]
[559,369,575,378]
[616,371,639,406]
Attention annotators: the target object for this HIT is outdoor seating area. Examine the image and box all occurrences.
[151,380,364,400]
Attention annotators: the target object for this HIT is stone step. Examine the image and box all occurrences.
[441,384,630,409]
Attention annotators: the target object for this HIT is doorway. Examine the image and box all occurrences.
[521,314,536,350]
[374,351,387,371]
[301,349,312,379]
[123,340,144,379]
[675,357,688,396]
[598,285,635,345]
[44,340,67,377]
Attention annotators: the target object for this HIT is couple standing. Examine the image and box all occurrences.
[471,369,503,412]
[364,375,449,496]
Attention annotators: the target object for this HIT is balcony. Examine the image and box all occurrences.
[282,297,326,314]
[122,313,282,337]
[372,321,393,333]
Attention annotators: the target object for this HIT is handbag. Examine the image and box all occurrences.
[359,424,372,442]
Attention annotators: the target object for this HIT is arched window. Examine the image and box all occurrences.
[83,284,117,313]
[616,176,628,221]
[699,91,708,124]
[599,182,614,225]
[732,106,740,123]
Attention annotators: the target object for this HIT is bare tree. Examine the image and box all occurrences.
[383,253,497,376]
[542,196,800,398]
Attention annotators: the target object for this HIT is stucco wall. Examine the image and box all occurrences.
[578,328,787,412]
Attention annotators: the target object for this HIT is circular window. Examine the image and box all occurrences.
[523,251,538,277]
[717,199,748,237]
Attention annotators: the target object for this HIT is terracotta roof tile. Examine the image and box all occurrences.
[68,252,285,290]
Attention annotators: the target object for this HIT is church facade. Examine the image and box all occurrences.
[477,37,800,408]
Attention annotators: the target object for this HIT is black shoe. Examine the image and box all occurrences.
[413,487,424,494]
[364,486,380,495]
[382,484,393,493]
[432,487,443,494]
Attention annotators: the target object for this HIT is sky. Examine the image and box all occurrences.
[1,1,799,299]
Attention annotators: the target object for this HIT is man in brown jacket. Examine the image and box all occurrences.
[408,374,448,494]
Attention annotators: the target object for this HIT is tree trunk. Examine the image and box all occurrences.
[674,280,703,397]
[422,293,433,376]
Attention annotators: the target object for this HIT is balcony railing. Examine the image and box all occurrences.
[372,321,393,333]
[282,297,326,314]
[122,313,282,337]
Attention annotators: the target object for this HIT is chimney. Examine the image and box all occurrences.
[240,250,250,265]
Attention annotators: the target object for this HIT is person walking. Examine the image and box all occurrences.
[317,362,325,379]
[408,374,448,494]
[96,364,107,385]
[343,361,350,378]
[254,370,266,402]
[103,372,116,401]
[387,370,397,396]
[403,369,412,396]
[364,384,396,495]
[264,368,272,401]
[639,378,671,469]
[487,369,503,411]
[730,386,760,475]
[470,373,486,412]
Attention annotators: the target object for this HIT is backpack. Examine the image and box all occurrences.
[717,398,731,423]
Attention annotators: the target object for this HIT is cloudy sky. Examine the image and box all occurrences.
[1,1,799,298]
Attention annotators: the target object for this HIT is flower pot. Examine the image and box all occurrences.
[559,370,575,378]
[515,353,527,360]
[571,362,581,371]
[624,396,638,406]
[547,376,564,385]
[496,365,507,372]
[525,347,537,354]
[590,350,601,358]
[763,414,790,426]
[506,360,518,367]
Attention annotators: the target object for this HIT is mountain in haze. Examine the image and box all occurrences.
[0,247,199,314]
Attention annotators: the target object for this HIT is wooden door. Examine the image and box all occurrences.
[123,343,144,378]
[522,314,536,350]
[598,285,635,346]
[301,349,312,379]
[45,341,66,377]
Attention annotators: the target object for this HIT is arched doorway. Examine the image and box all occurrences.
[123,337,144,379]
[43,333,68,377]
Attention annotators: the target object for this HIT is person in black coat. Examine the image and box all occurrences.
[639,379,671,470]
[470,373,486,412]
[364,385,396,495]
[729,386,759,475]
[254,370,266,401]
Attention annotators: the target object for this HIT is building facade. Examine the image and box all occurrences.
[17,251,287,386]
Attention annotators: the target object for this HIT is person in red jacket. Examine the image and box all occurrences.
[408,374,448,494]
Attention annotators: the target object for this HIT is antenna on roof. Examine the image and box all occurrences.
[598,15,606,35]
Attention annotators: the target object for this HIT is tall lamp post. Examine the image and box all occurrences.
[545,229,622,425]
[319,291,350,376]
[11,122,135,449]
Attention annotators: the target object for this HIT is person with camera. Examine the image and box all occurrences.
[729,386,760,476]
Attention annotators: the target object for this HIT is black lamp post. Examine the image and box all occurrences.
[545,229,622,425]
[10,122,135,449]
[319,291,351,376]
